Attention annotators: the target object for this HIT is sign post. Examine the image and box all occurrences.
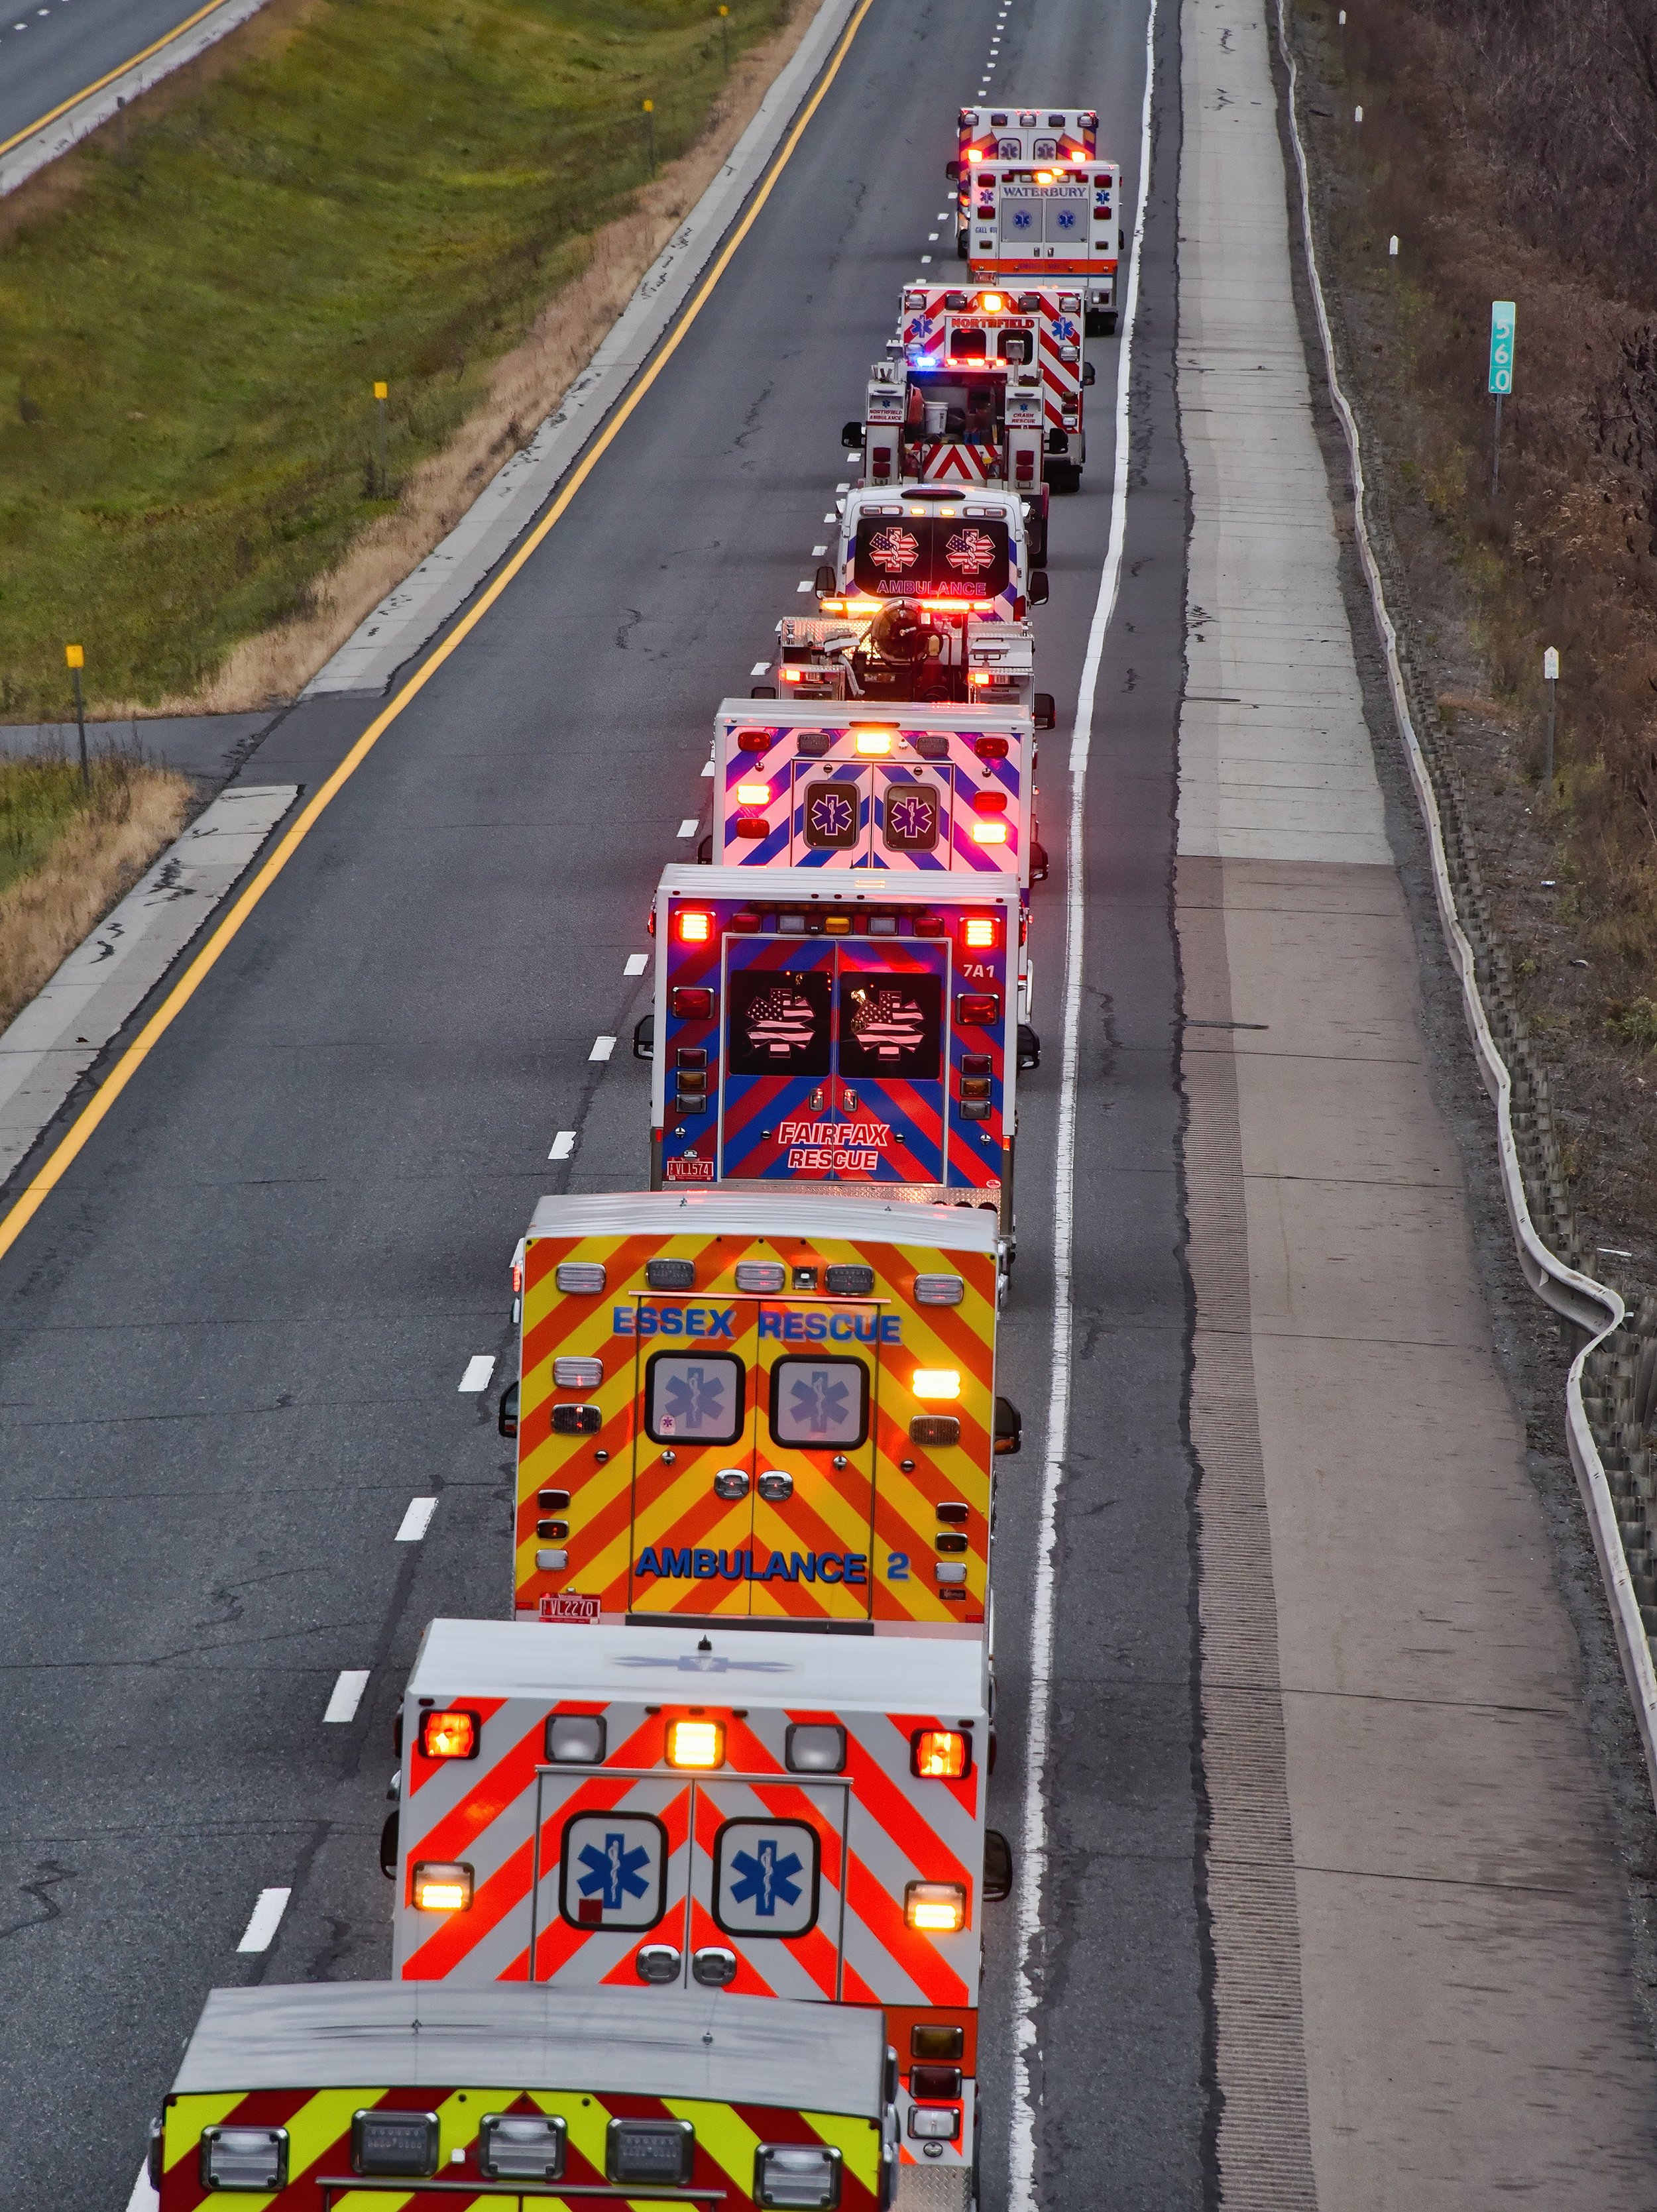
[1543,645,1559,789]
[64,644,88,794]
[1488,300,1515,494]
[372,380,388,497]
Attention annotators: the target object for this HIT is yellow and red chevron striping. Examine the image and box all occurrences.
[160,2083,882,2210]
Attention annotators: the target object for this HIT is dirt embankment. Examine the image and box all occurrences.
[1286,0,1657,1282]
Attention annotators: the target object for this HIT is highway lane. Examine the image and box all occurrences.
[0,0,1200,2204]
[0,0,229,155]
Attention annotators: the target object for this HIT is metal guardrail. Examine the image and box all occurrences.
[1270,0,1657,1806]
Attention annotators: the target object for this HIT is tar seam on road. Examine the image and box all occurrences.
[1007,1,1161,2202]
[0,0,233,157]
[0,0,877,1280]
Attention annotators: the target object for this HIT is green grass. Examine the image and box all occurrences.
[0,0,787,718]
[0,754,129,893]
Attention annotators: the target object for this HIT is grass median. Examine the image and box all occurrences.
[0,754,192,1025]
[0,0,789,721]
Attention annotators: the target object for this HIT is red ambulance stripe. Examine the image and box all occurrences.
[403,1834,534,1980]
[840,1954,883,2006]
[408,1697,508,1798]
[723,1714,785,1773]
[407,1723,541,1860]
[844,1857,970,2006]
[746,1778,845,1892]
[840,1738,974,1886]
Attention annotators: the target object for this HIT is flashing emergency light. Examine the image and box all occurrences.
[980,292,1004,313]
[1035,168,1057,184]
[781,668,803,682]
[413,1861,474,1912]
[1071,152,1088,165]
[912,1728,971,1779]
[511,1257,524,1295]
[963,916,1001,948]
[419,1709,479,1761]
[973,822,1009,845]
[974,735,1009,759]
[854,728,894,755]
[666,1718,726,1769]
[676,909,713,944]
[736,782,771,804]
[968,148,986,162]
[920,600,995,614]
[905,1881,967,1932]
[968,671,992,687]
[912,1368,962,1401]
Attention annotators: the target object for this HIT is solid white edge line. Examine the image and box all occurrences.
[1007,1,1159,2203]
[323,1667,371,1724]
[394,1496,438,1541]
[235,1885,291,1954]
[458,1353,496,1392]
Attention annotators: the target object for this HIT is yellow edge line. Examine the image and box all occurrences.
[0,0,233,160]
[0,0,877,1271]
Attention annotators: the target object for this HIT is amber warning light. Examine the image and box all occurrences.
[666,1718,726,1769]
[419,1710,479,1760]
[912,1728,971,1779]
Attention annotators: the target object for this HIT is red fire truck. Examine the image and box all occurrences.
[947,103,1099,254]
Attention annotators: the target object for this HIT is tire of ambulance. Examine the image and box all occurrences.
[956,229,969,260]
[379,1811,400,1879]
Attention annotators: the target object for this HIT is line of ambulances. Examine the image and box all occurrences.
[144,94,1108,2212]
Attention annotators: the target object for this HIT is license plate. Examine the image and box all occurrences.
[664,1157,714,1182]
[539,1592,600,1624]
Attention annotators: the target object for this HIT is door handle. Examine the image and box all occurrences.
[757,1471,793,1503]
[692,1946,738,1988]
[713,1468,750,1500]
[635,1944,682,1985]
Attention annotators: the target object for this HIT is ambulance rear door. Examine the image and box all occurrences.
[749,1300,882,1620]
[626,1292,763,1620]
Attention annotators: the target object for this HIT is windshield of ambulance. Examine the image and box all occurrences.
[851,513,1011,600]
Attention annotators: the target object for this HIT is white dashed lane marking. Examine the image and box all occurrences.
[395,1496,439,1541]
[589,1034,618,1061]
[676,819,698,838]
[549,1131,577,1160]
[323,1669,370,1724]
[237,1887,291,1954]
[459,1355,495,1393]
[624,953,650,975]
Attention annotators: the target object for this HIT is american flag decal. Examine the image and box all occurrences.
[867,525,920,572]
[944,527,998,575]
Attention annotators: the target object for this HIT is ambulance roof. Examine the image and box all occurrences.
[524,1187,1000,1254]
[658,863,1020,909]
[716,698,1031,731]
[410,1616,988,1718]
[171,1983,885,2115]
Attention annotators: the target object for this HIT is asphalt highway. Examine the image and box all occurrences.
[0,0,222,154]
[0,0,1202,2204]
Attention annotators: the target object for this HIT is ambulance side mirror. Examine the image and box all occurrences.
[1033,691,1056,730]
[842,420,865,449]
[1027,571,1050,607]
[814,563,837,596]
[697,833,713,865]
[1082,360,1096,386]
[994,1395,1023,1455]
[497,1381,519,1439]
[983,1828,1014,1901]
[633,1013,655,1061]
[1017,1023,1041,1070]
[1029,839,1049,885]
[1119,225,1125,251]
[946,160,960,182]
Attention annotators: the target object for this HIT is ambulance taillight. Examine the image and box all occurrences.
[905,1881,968,1932]
[419,1709,479,1760]
[912,1368,961,1400]
[666,1718,726,1769]
[963,914,1003,947]
[912,1728,972,1779]
[677,909,714,944]
[756,2143,844,2209]
[412,1861,473,1911]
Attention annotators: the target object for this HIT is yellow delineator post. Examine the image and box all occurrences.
[64,644,89,794]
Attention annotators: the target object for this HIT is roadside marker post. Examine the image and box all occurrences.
[1543,645,1559,791]
[1488,298,1515,494]
[373,380,388,497]
[1353,101,1362,148]
[718,5,729,74]
[64,644,88,794]
[642,98,656,178]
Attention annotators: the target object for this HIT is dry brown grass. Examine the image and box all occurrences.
[140,0,821,715]
[0,759,192,1027]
